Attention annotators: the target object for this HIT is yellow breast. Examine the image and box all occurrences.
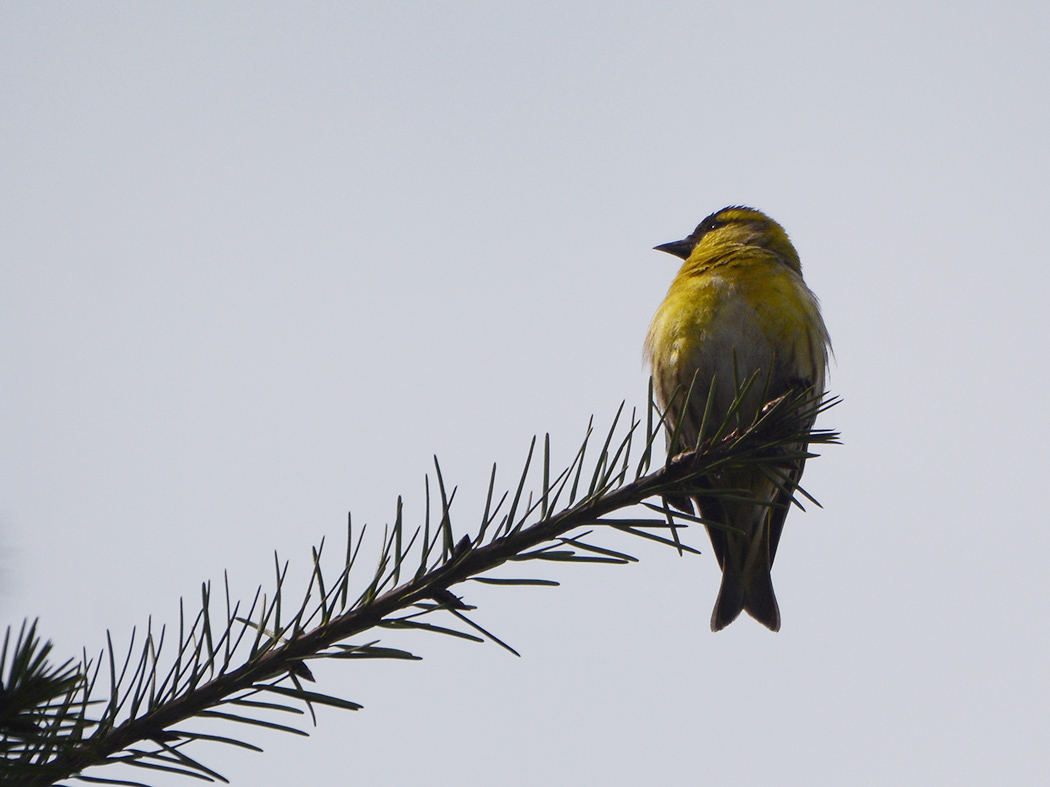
[645,251,828,440]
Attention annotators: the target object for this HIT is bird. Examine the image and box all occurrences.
[644,206,830,631]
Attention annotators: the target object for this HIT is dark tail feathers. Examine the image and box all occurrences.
[710,564,781,632]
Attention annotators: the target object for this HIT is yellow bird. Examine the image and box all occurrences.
[645,206,830,631]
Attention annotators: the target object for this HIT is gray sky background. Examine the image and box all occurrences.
[3,3,1049,785]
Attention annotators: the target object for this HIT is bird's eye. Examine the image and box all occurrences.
[695,217,724,237]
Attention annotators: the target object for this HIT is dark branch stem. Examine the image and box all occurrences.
[10,391,838,786]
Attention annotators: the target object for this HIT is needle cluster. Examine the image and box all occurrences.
[1,383,838,786]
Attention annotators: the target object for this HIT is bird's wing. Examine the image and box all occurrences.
[767,454,806,565]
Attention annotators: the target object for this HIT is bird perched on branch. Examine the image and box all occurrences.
[645,206,830,631]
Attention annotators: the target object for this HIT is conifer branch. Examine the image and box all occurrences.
[1,386,839,786]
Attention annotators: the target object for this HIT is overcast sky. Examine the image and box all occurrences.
[2,3,1049,785]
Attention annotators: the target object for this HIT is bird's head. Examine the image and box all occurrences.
[654,206,801,272]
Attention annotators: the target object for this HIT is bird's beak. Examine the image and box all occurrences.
[653,238,695,260]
